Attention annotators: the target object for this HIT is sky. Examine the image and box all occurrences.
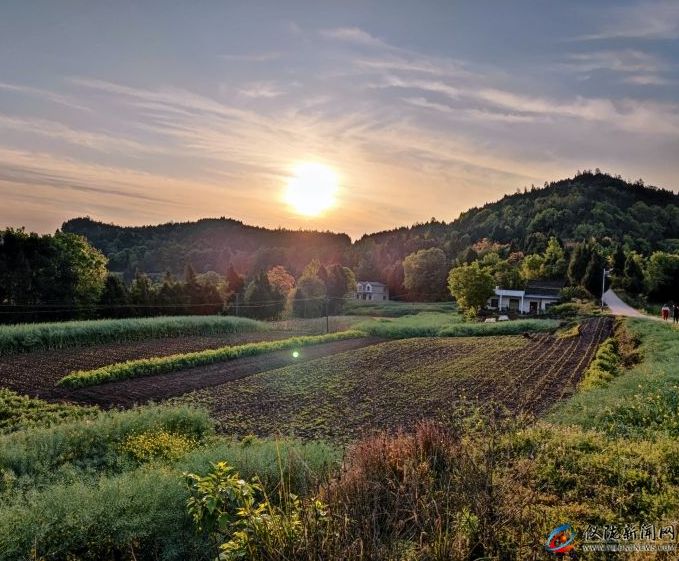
[1,0,678,239]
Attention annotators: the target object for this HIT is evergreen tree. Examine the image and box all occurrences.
[568,242,592,286]
[98,274,129,318]
[622,253,645,295]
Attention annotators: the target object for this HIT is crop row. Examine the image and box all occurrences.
[0,315,268,355]
[58,330,366,388]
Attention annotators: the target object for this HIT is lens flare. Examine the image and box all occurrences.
[285,162,339,216]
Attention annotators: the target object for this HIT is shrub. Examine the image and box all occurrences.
[121,429,198,464]
[579,338,620,390]
[58,330,366,388]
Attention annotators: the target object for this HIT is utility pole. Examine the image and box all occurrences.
[601,268,612,310]
[325,297,329,334]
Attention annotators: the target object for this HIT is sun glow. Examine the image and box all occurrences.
[285,162,339,216]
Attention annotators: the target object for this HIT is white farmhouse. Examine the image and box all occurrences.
[487,280,563,314]
[355,281,389,302]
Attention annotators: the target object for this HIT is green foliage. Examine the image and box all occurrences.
[0,405,212,490]
[0,389,97,434]
[437,319,559,337]
[291,271,326,318]
[567,241,592,285]
[644,251,679,302]
[579,337,620,390]
[0,314,267,355]
[121,429,198,464]
[541,236,567,279]
[243,271,284,320]
[58,330,366,388]
[403,247,449,301]
[0,228,108,322]
[622,251,645,294]
[447,261,495,314]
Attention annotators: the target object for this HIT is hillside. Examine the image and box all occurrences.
[63,172,679,282]
[62,217,352,278]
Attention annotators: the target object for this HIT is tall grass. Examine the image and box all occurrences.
[0,405,213,491]
[0,429,339,561]
[0,315,268,355]
[357,312,559,339]
[58,329,366,388]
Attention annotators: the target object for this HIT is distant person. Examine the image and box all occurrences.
[662,304,670,321]
[674,305,679,324]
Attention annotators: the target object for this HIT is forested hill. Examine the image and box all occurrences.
[357,171,679,255]
[63,172,679,282]
[62,217,352,278]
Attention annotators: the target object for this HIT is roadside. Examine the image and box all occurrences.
[602,289,660,320]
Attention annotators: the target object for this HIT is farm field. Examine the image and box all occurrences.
[176,316,612,441]
[0,330,310,399]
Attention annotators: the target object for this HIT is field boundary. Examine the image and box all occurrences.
[58,330,366,388]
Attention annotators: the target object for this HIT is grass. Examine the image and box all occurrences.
[548,318,679,437]
[58,330,366,388]
[0,315,269,355]
[0,388,98,434]
[356,311,559,339]
[342,300,458,317]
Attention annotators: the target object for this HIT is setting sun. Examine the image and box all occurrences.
[285,162,339,216]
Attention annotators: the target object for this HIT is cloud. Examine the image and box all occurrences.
[0,114,165,154]
[578,0,679,40]
[237,82,286,98]
[220,51,281,62]
[0,82,91,112]
[320,27,388,47]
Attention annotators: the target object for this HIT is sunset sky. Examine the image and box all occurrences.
[1,0,678,239]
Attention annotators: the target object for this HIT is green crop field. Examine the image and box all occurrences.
[0,315,268,355]
[174,319,608,441]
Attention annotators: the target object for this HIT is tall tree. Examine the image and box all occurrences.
[448,262,495,315]
[403,247,449,301]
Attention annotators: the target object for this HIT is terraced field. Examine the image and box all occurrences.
[176,316,612,441]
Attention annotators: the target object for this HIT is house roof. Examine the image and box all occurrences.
[357,281,385,287]
[525,279,564,298]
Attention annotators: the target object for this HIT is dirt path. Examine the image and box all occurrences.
[602,289,652,319]
[57,337,384,408]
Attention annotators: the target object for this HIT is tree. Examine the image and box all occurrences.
[582,252,606,298]
[225,264,245,296]
[267,266,295,296]
[447,262,495,315]
[243,271,284,320]
[325,264,356,314]
[645,252,679,302]
[520,254,544,281]
[622,252,645,295]
[291,275,326,318]
[568,242,592,286]
[129,272,154,316]
[541,237,567,279]
[403,247,449,301]
[98,274,129,318]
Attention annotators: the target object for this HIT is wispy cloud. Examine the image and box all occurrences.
[579,0,679,40]
[220,51,281,62]
[0,82,91,112]
[320,27,388,48]
[237,81,287,98]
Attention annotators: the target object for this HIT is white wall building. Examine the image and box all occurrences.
[355,281,389,302]
[487,280,563,314]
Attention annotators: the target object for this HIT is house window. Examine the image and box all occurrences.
[383,295,386,300]
[490,298,499,308]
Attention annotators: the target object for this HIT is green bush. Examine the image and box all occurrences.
[0,389,97,434]
[0,315,268,355]
[579,338,620,390]
[58,330,366,388]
